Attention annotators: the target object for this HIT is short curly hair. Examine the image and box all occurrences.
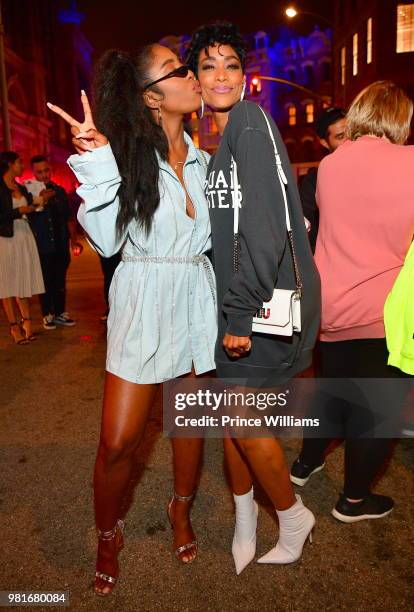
[186,22,247,76]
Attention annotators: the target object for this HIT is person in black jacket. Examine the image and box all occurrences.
[187,22,320,573]
[0,151,53,343]
[299,107,346,252]
[27,155,82,329]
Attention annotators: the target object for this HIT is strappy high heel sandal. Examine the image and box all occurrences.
[94,519,125,596]
[21,317,36,341]
[167,492,198,564]
[9,322,29,345]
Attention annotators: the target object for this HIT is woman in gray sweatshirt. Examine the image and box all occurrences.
[187,22,320,574]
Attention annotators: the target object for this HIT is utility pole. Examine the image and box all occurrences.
[0,0,11,149]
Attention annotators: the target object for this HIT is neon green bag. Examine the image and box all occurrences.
[384,241,414,375]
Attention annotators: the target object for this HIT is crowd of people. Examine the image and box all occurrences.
[0,153,82,342]
[2,19,412,598]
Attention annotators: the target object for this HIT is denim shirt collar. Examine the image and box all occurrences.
[157,131,199,178]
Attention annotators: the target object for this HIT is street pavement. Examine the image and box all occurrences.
[0,243,413,612]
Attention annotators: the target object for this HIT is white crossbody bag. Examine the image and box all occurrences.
[231,107,302,337]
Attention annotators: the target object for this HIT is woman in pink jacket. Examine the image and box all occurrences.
[290,81,414,522]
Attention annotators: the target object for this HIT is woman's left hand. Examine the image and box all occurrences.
[223,333,252,358]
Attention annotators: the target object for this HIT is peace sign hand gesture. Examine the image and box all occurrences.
[47,90,108,155]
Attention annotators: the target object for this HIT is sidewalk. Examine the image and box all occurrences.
[0,243,413,611]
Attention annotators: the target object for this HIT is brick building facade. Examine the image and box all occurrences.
[1,0,92,188]
[333,0,414,142]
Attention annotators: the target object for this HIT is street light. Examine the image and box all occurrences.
[285,5,333,28]
[284,4,334,102]
[285,6,298,18]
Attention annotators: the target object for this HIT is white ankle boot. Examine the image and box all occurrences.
[232,487,258,575]
[257,494,315,564]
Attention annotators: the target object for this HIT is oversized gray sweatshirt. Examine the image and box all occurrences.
[205,101,321,386]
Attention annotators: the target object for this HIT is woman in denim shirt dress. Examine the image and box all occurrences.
[49,44,216,595]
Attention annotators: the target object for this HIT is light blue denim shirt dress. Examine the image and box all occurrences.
[68,133,217,384]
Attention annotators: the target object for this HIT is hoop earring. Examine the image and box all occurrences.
[199,98,205,119]
[240,82,246,101]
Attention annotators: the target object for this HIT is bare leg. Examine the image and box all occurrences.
[235,437,295,510]
[225,392,310,569]
[94,372,158,594]
[170,437,203,562]
[169,368,208,562]
[224,385,295,510]
[2,297,17,322]
[2,297,26,343]
[223,436,253,495]
[16,297,33,338]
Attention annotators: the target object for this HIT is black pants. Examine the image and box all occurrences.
[39,251,70,317]
[98,253,121,311]
[300,338,407,499]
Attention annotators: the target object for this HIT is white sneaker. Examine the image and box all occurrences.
[53,312,76,327]
[43,314,56,330]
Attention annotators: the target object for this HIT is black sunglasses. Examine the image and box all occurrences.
[144,65,191,90]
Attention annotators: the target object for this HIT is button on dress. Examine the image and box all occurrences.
[68,135,217,384]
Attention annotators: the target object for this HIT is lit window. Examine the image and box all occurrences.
[288,105,297,126]
[367,18,373,63]
[340,46,346,85]
[305,103,314,123]
[397,3,414,52]
[352,33,358,75]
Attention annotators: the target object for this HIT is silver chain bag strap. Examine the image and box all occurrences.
[231,106,302,336]
[199,149,217,306]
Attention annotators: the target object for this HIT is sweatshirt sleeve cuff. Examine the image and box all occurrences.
[226,314,253,337]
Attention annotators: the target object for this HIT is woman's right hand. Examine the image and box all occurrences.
[47,91,108,154]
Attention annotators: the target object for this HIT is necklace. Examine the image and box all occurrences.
[171,144,188,171]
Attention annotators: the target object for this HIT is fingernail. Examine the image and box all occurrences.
[77,132,88,138]
[46,102,53,108]
[81,89,86,95]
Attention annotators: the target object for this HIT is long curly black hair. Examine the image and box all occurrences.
[93,46,169,236]
[186,22,247,77]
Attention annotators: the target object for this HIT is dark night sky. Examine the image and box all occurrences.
[77,0,333,61]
